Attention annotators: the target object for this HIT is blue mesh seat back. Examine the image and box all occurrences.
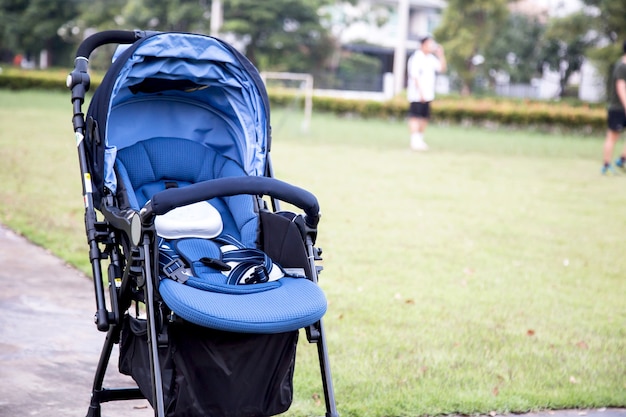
[115,137,257,244]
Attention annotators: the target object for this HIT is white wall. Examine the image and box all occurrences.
[578,59,605,103]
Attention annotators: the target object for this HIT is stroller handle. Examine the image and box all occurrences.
[143,176,321,229]
[69,30,156,103]
[75,30,153,60]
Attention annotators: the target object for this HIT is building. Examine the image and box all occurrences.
[322,0,446,96]
[334,0,445,50]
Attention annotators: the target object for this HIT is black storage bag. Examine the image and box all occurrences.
[119,315,298,417]
[257,210,313,279]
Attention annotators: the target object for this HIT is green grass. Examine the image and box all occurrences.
[0,90,85,266]
[1,90,625,417]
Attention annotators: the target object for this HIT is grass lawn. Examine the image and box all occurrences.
[1,90,625,417]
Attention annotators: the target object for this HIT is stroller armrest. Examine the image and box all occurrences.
[100,203,142,247]
[142,176,321,229]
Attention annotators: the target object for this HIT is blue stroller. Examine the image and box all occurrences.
[68,30,338,417]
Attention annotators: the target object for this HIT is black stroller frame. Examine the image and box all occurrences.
[68,30,338,417]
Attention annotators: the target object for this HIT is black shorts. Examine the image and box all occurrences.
[608,109,626,132]
[409,101,431,119]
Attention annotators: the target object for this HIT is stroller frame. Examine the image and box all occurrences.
[68,30,338,417]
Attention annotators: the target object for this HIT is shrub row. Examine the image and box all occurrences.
[433,97,606,132]
[269,90,607,134]
[0,71,69,91]
[0,68,103,92]
[0,70,606,133]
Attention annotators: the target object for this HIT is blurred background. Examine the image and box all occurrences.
[0,0,624,102]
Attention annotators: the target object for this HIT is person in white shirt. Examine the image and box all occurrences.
[407,36,446,151]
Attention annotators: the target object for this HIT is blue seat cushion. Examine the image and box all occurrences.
[160,277,327,333]
[157,237,327,333]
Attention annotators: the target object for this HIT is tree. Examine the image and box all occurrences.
[118,0,210,33]
[581,0,626,42]
[72,0,125,31]
[71,0,209,35]
[0,0,79,66]
[483,13,545,84]
[318,1,390,72]
[69,0,334,73]
[221,0,334,72]
[0,0,29,58]
[63,0,211,69]
[434,0,509,94]
[538,12,595,98]
[581,0,626,89]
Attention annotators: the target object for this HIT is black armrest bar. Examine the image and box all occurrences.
[143,176,320,228]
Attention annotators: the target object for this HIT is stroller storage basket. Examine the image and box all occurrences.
[120,315,298,417]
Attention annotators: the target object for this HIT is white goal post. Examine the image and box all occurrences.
[260,72,313,132]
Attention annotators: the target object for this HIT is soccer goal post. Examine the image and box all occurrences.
[260,72,313,132]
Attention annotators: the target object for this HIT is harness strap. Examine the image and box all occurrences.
[222,248,274,285]
[159,234,285,286]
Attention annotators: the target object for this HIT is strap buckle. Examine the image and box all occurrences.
[162,258,190,284]
[244,265,269,284]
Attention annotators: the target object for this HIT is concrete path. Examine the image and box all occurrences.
[0,224,151,416]
[0,223,624,417]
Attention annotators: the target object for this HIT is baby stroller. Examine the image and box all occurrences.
[67,30,338,417]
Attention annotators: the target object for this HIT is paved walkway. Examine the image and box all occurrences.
[0,223,624,417]
[0,224,151,416]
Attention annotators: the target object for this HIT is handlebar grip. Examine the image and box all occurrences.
[75,30,150,60]
[69,30,158,98]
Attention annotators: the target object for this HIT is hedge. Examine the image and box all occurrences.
[268,90,606,134]
[0,68,103,92]
[0,69,607,133]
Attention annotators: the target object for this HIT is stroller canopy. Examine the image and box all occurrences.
[86,32,271,206]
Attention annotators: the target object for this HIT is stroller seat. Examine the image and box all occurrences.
[116,137,327,333]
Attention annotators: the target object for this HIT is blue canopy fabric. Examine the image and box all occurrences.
[86,32,271,208]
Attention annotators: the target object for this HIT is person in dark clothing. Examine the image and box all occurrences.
[602,40,626,175]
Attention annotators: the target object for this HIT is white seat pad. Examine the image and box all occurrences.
[155,201,223,239]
